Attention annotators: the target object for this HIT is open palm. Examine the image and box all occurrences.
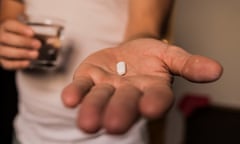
[62,38,222,134]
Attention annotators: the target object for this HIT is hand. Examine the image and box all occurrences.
[61,38,223,134]
[0,19,41,70]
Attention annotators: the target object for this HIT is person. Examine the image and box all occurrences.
[0,0,223,144]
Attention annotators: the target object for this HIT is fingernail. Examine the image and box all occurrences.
[32,40,41,49]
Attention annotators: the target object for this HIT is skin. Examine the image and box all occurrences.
[124,0,174,40]
[0,0,223,135]
[61,38,223,134]
[0,0,173,69]
[0,0,41,69]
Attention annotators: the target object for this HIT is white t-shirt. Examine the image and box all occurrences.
[14,0,148,144]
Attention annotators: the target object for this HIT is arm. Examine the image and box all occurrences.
[0,0,25,21]
[61,0,222,135]
[124,0,174,41]
[125,1,174,142]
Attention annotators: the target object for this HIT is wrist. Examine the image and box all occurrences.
[123,32,162,43]
[124,33,161,41]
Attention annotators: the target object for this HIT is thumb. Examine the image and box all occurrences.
[163,45,223,82]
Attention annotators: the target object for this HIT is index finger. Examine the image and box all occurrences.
[2,19,34,36]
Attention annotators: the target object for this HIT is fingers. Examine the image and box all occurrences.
[0,19,34,37]
[65,80,143,134]
[0,45,38,59]
[63,79,173,134]
[140,83,174,119]
[0,31,40,49]
[0,59,31,70]
[163,45,223,82]
[61,76,94,108]
[0,20,41,49]
[181,55,223,82]
[103,84,142,134]
[0,20,41,70]
[0,45,39,70]
[73,82,142,134]
[78,84,115,133]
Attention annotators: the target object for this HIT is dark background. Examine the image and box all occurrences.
[184,106,240,144]
[0,68,18,144]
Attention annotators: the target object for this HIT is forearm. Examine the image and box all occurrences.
[124,0,174,41]
[0,0,25,22]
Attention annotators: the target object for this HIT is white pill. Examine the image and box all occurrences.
[116,61,126,76]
